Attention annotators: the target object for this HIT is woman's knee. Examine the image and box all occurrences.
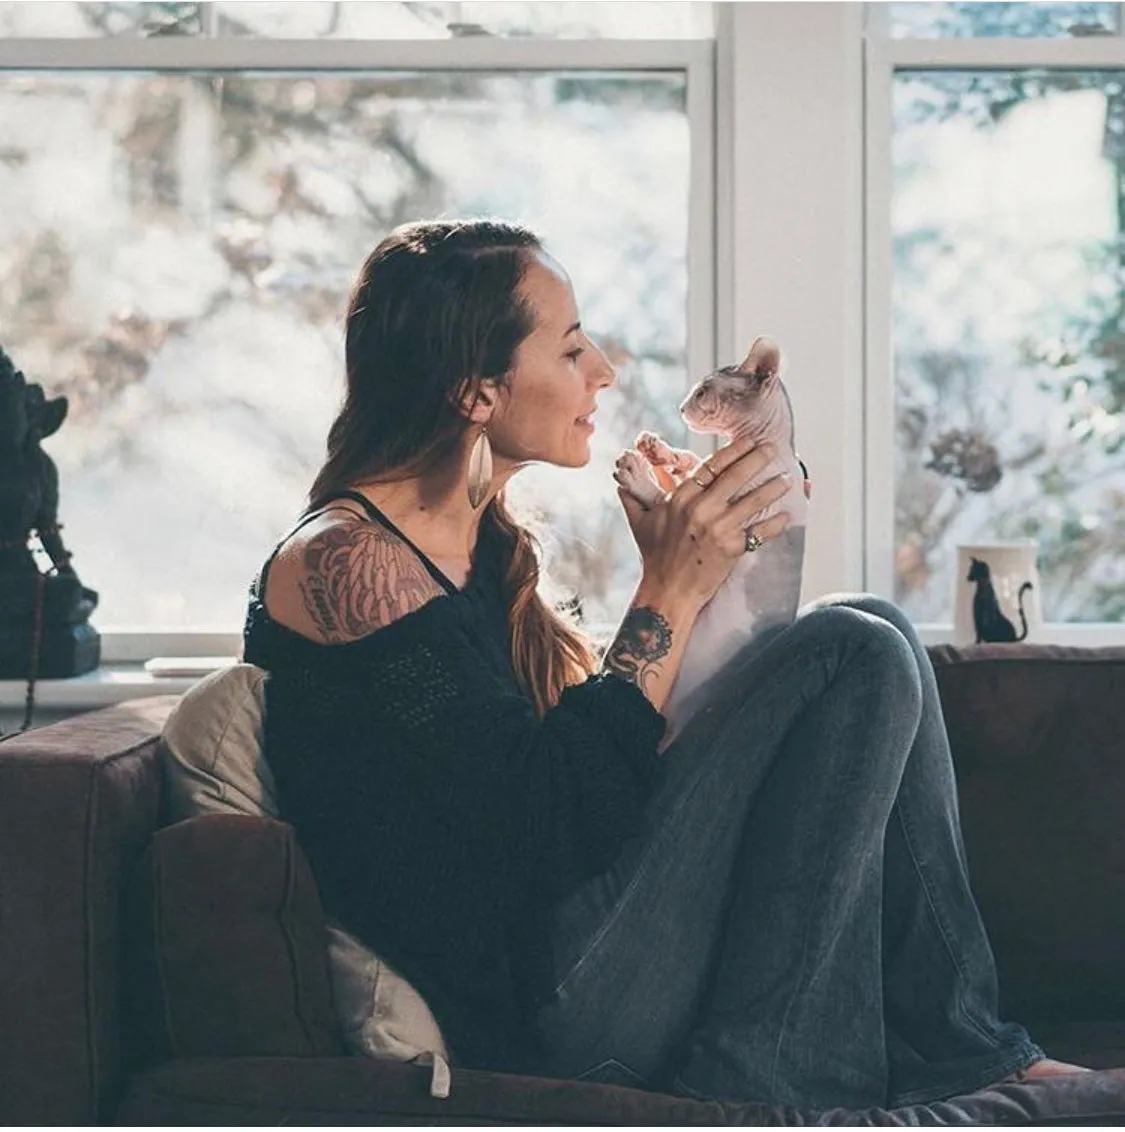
[805,592,921,651]
[796,605,923,717]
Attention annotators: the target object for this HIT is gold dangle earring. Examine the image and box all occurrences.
[467,425,493,509]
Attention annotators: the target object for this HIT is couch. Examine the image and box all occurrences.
[2,643,1125,1125]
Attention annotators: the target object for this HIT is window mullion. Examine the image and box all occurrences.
[863,37,896,601]
[198,1,218,38]
[864,2,890,41]
[685,39,717,464]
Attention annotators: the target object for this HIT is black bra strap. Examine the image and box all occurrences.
[300,489,460,596]
[254,498,371,600]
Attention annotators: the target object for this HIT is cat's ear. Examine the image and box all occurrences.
[736,335,781,378]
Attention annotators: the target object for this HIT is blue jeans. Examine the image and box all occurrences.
[535,594,1043,1108]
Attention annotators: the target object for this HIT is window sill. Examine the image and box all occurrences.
[915,624,1125,647]
[0,665,212,712]
[6,622,1124,715]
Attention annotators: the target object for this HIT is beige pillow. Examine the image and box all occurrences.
[162,664,278,820]
[160,662,451,1098]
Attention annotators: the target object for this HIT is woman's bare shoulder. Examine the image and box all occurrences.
[263,507,448,644]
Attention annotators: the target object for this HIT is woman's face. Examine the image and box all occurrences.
[488,250,615,469]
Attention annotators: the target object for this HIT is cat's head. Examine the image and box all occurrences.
[679,336,787,438]
[967,556,990,582]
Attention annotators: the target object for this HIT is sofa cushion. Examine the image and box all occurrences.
[157,663,451,1086]
[123,813,344,1061]
[114,1057,1125,1126]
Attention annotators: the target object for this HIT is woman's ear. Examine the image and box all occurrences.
[452,378,501,425]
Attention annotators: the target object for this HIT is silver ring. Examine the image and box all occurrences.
[744,529,764,554]
[692,465,716,489]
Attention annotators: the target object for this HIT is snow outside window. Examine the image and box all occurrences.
[0,8,711,654]
[867,2,1125,632]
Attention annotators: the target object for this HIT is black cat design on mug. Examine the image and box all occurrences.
[967,556,1033,644]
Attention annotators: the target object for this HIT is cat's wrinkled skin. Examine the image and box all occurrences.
[614,336,808,752]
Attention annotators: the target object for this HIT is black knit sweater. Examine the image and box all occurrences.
[242,501,668,1074]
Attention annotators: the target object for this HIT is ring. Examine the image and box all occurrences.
[692,464,716,489]
[744,529,764,554]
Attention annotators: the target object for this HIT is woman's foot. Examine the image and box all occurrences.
[1003,1057,1092,1083]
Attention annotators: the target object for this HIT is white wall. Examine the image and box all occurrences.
[721,1,867,604]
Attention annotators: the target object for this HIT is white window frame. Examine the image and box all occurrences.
[865,6,1125,646]
[717,2,867,615]
[0,13,717,673]
[28,4,1125,705]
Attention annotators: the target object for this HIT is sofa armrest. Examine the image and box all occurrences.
[0,696,178,1125]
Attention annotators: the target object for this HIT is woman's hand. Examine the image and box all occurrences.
[615,432,792,612]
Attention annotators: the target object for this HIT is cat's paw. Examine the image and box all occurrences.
[635,431,702,481]
[634,432,696,489]
[635,430,672,464]
[614,448,665,508]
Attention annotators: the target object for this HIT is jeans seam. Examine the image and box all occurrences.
[551,855,649,996]
[765,616,920,1097]
[766,831,837,1097]
[894,795,997,1047]
[554,636,838,997]
[850,593,1001,1050]
[551,737,733,996]
[576,1056,651,1088]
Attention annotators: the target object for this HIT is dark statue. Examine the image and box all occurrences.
[0,346,100,700]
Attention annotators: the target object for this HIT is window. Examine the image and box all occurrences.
[866,2,1125,636]
[883,2,1121,38]
[0,2,714,660]
[0,2,713,39]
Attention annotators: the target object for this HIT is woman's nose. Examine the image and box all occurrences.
[587,341,615,387]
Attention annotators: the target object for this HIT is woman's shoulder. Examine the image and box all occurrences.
[262,507,451,646]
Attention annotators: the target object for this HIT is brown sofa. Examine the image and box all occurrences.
[3,643,1125,1125]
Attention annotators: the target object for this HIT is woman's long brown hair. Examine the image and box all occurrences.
[309,219,598,718]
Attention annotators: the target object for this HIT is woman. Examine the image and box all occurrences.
[243,218,1083,1109]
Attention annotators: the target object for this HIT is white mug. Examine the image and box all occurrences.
[953,541,1042,647]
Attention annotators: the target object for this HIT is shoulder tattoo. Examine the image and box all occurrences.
[297,522,440,642]
[601,605,673,695]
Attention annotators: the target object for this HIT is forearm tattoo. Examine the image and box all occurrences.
[298,522,439,642]
[601,606,673,695]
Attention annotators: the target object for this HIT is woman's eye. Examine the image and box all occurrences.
[565,348,585,362]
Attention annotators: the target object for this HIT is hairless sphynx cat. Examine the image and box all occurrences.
[613,336,808,752]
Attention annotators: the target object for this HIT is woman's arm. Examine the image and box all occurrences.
[599,579,702,717]
[600,448,809,716]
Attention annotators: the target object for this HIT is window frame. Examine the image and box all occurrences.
[10,2,1125,712]
[0,18,717,666]
[864,9,1125,645]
